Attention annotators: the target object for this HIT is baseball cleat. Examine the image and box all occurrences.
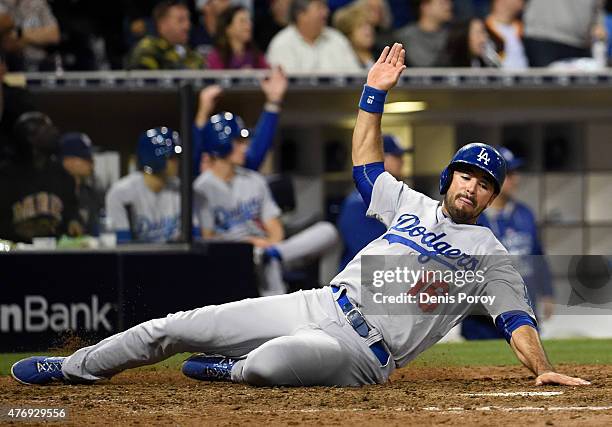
[11,356,67,385]
[181,354,236,382]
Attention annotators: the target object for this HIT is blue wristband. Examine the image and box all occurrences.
[359,85,387,114]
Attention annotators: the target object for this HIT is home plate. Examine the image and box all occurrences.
[462,391,564,397]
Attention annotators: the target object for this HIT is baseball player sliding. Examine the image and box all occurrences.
[12,44,590,387]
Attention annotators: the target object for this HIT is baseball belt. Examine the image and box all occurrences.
[331,285,390,366]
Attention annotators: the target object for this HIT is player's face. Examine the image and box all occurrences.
[384,153,403,179]
[227,9,252,44]
[227,138,249,166]
[164,157,179,178]
[62,157,93,178]
[159,6,191,45]
[444,167,496,224]
[500,170,520,199]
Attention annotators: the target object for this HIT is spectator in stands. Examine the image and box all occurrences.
[484,0,528,70]
[444,18,501,67]
[254,0,291,51]
[266,0,361,72]
[0,0,60,71]
[357,0,394,50]
[0,112,83,243]
[193,113,339,296]
[333,3,375,68]
[463,147,554,339]
[191,0,232,57]
[207,5,268,69]
[127,0,205,70]
[193,65,288,176]
[337,134,406,271]
[523,0,605,67]
[105,127,181,243]
[395,0,453,67]
[60,133,103,236]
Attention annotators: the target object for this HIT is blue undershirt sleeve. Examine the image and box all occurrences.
[192,123,205,178]
[352,162,385,207]
[245,110,279,171]
[495,310,538,343]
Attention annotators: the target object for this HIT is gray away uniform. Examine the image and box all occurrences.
[105,172,181,243]
[63,172,532,386]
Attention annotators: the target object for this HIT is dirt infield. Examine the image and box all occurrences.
[2,364,611,426]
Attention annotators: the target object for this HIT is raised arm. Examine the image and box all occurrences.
[509,325,590,386]
[244,66,288,171]
[352,43,406,166]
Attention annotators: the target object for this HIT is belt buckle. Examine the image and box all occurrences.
[345,307,369,338]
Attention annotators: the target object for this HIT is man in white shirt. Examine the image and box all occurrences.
[485,0,528,70]
[266,0,361,72]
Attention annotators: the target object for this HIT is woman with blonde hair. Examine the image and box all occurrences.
[333,4,375,68]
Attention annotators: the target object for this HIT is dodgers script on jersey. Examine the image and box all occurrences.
[105,172,181,242]
[331,172,534,368]
[193,167,281,239]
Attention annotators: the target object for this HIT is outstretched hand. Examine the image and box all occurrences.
[195,84,223,127]
[367,43,407,92]
[535,372,591,386]
[261,65,288,104]
[199,85,223,112]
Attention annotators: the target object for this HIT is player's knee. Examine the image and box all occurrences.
[241,338,298,386]
[241,360,279,386]
[161,306,216,344]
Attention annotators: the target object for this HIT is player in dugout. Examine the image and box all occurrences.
[104,127,182,243]
[11,44,590,388]
[193,111,339,296]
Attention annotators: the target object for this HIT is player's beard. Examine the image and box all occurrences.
[443,191,485,224]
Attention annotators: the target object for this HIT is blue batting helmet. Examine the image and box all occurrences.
[137,127,182,174]
[202,111,250,157]
[439,143,506,194]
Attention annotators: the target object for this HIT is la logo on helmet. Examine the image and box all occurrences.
[476,148,490,165]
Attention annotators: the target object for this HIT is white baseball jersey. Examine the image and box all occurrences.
[331,172,534,368]
[105,172,181,243]
[193,167,281,240]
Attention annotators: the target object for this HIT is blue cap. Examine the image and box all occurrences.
[59,132,93,160]
[498,146,523,171]
[383,134,406,156]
